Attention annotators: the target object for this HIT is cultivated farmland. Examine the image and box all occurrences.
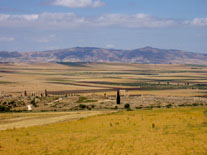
[0,62,207,154]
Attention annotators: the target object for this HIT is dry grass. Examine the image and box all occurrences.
[1,63,207,96]
[0,111,113,130]
[0,107,207,154]
[127,89,207,97]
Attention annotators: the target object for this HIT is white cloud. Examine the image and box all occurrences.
[52,0,105,8]
[0,37,15,42]
[0,14,39,28]
[184,18,207,26]
[0,13,86,28]
[0,12,206,29]
[0,14,38,21]
[95,13,176,28]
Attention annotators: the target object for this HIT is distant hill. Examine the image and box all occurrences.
[1,47,207,64]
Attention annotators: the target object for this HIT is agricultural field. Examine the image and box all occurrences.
[1,62,207,112]
[0,62,207,96]
[0,62,207,154]
[0,107,207,154]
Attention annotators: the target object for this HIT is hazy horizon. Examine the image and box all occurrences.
[0,0,206,53]
[0,46,204,54]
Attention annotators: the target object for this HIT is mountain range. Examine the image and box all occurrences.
[0,47,207,64]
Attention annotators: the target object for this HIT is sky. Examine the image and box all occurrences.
[0,0,206,53]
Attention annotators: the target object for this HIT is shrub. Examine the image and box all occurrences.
[85,100,97,103]
[17,101,25,106]
[31,99,37,107]
[166,104,172,108]
[91,105,95,108]
[8,101,15,105]
[2,101,7,105]
[87,107,92,110]
[79,104,86,109]
[192,103,199,106]
[0,105,10,112]
[124,104,130,109]
[76,97,87,103]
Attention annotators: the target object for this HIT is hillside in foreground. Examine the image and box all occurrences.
[0,108,207,154]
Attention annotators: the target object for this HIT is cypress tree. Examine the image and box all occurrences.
[45,89,48,97]
[117,90,120,104]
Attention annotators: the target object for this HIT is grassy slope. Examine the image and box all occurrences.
[0,107,207,154]
[0,111,111,130]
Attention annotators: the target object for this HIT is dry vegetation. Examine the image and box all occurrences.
[0,62,207,96]
[1,62,207,154]
[1,62,207,112]
[0,107,207,154]
[0,111,113,130]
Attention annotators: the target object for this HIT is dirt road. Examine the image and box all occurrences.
[0,111,114,130]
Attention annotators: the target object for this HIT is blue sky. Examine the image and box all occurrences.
[0,0,206,53]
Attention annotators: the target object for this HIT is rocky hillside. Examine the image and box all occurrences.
[1,47,207,64]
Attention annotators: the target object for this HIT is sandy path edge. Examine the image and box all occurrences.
[0,111,115,130]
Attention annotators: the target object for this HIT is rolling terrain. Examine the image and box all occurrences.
[1,62,207,112]
[1,62,207,154]
[1,46,207,64]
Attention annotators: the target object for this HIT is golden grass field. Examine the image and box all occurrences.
[0,107,207,155]
[0,111,113,130]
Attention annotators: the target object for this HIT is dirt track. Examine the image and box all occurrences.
[0,111,114,130]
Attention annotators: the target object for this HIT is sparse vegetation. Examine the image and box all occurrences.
[79,104,87,109]
[124,103,130,109]
[0,63,207,154]
[0,108,207,154]
[76,96,87,103]
[0,104,10,112]
[30,99,37,107]
[166,104,172,108]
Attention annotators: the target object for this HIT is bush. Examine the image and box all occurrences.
[166,104,172,108]
[8,101,15,105]
[76,97,87,103]
[124,104,130,109]
[85,100,97,103]
[2,101,7,105]
[79,104,86,109]
[0,105,10,112]
[31,99,37,107]
[136,106,142,109]
[87,107,92,110]
[192,103,199,106]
